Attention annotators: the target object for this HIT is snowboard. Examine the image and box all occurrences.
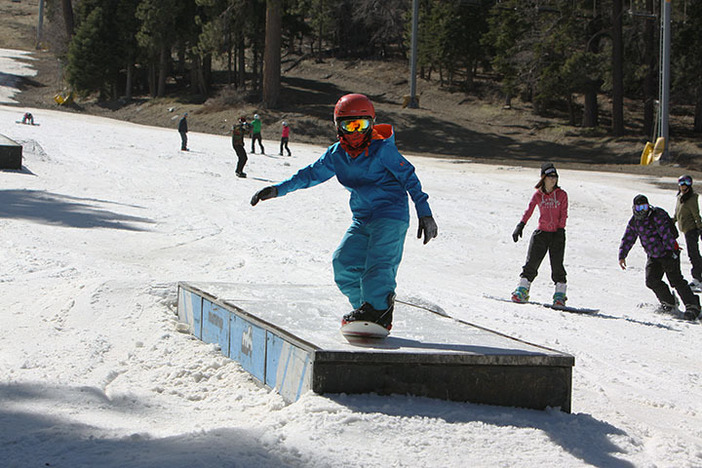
[340,320,389,341]
[484,294,599,314]
[639,302,700,323]
[16,121,40,126]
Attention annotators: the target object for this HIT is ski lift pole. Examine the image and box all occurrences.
[36,0,44,49]
[408,0,419,109]
[659,0,672,160]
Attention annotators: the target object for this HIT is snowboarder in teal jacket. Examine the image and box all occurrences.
[251,94,438,331]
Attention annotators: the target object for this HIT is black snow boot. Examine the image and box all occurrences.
[342,294,395,330]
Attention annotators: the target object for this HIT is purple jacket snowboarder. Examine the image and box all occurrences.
[618,194,700,321]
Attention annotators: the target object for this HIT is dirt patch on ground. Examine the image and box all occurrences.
[4,1,702,180]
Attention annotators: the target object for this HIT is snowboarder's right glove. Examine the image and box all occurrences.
[512,221,525,242]
[251,186,278,206]
[417,216,438,244]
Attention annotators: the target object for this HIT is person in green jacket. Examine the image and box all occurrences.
[675,175,702,287]
[251,113,265,154]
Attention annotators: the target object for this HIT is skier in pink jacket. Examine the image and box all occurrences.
[511,162,569,306]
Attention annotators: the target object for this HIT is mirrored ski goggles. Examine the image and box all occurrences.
[338,118,372,134]
[634,203,650,212]
[678,177,692,186]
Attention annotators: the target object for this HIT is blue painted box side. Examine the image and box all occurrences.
[266,333,312,402]
[201,299,230,356]
[230,315,266,382]
[178,287,203,339]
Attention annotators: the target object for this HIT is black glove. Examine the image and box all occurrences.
[251,186,278,206]
[417,216,438,245]
[512,221,525,242]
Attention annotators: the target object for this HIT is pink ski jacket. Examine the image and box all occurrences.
[521,187,568,232]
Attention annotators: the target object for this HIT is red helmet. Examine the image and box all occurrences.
[333,94,375,124]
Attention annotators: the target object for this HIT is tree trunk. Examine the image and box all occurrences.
[157,45,168,97]
[60,0,74,37]
[202,54,212,93]
[237,34,246,89]
[125,61,133,100]
[695,83,702,133]
[263,0,282,108]
[643,0,656,138]
[583,84,599,128]
[611,0,625,135]
[148,62,156,97]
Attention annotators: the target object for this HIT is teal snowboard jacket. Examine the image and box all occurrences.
[275,124,432,223]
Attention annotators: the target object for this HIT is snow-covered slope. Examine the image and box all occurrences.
[1,95,700,466]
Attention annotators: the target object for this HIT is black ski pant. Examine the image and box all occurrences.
[684,228,702,282]
[180,131,187,150]
[520,229,566,284]
[251,133,264,153]
[280,137,291,156]
[645,253,700,307]
[233,145,247,173]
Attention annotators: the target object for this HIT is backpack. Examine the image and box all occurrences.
[654,207,679,239]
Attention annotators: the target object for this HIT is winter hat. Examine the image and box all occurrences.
[633,194,649,206]
[541,162,558,177]
[239,116,247,122]
[633,194,651,219]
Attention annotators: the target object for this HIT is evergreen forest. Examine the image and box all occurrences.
[42,0,702,137]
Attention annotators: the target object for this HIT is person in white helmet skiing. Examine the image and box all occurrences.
[251,113,264,154]
[279,121,291,156]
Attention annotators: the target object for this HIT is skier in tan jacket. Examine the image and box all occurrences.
[674,174,702,288]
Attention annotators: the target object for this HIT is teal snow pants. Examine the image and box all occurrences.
[332,217,409,311]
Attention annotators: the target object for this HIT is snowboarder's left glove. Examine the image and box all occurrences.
[251,186,278,206]
[417,216,438,244]
[512,221,525,242]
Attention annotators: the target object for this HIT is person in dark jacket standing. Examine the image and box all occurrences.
[619,194,700,321]
[232,116,250,178]
[674,175,702,288]
[178,113,188,151]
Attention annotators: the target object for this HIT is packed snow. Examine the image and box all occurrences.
[1,51,700,467]
[0,49,37,104]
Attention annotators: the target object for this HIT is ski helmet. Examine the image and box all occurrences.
[678,175,693,186]
[334,94,375,155]
[254,114,259,120]
[633,194,650,220]
[239,116,247,123]
[333,94,376,124]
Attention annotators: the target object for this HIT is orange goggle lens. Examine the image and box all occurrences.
[338,118,372,134]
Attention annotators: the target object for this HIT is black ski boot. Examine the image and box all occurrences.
[342,294,395,330]
[682,305,701,321]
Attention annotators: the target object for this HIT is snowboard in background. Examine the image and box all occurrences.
[16,121,40,126]
[637,302,700,322]
[484,294,599,315]
[340,320,389,342]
